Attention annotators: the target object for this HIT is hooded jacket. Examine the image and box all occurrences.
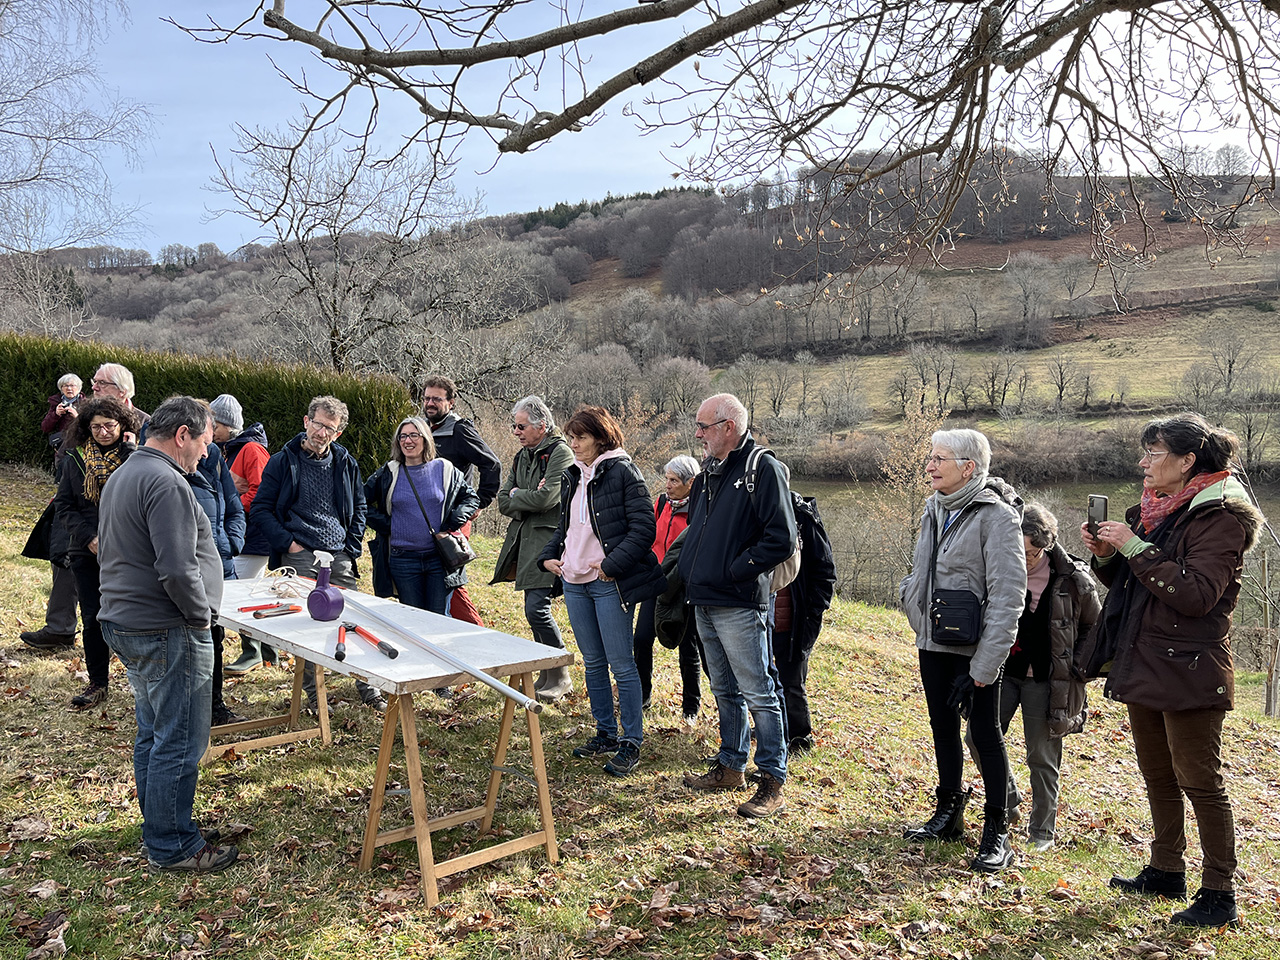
[536,451,665,606]
[187,443,246,578]
[1011,542,1101,737]
[244,432,366,569]
[222,421,270,512]
[1078,476,1262,712]
[899,477,1026,686]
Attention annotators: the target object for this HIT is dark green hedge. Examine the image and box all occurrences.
[1,334,417,477]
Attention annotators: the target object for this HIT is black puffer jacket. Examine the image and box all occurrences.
[537,452,665,605]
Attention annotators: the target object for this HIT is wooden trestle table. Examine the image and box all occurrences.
[208,579,573,905]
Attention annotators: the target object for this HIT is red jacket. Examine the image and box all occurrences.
[652,495,689,563]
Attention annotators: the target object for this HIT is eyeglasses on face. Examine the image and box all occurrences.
[398,431,423,442]
[307,419,340,437]
[511,421,532,431]
[924,455,971,467]
[91,378,117,389]
[1139,448,1170,463]
[90,421,120,434]
[695,418,728,432]
[423,395,448,405]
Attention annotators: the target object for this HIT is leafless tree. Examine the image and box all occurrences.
[728,353,768,425]
[820,356,867,432]
[212,125,484,375]
[793,350,817,417]
[980,351,1023,410]
[1005,253,1053,343]
[1180,362,1222,415]
[0,251,98,340]
[1202,327,1260,399]
[1,1,150,253]
[182,3,1280,272]
[1044,351,1079,412]
[764,362,796,417]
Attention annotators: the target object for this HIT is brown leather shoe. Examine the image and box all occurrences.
[737,773,785,818]
[683,761,746,791]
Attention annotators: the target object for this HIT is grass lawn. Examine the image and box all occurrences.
[1,464,1278,959]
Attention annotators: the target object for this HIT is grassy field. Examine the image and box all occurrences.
[2,464,1279,959]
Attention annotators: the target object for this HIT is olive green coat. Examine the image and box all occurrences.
[491,429,573,591]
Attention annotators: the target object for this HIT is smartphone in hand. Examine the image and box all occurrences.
[1087,494,1108,538]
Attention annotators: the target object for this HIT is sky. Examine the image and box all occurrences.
[93,5,690,256]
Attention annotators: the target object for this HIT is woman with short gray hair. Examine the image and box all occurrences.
[899,428,1025,872]
[632,454,704,720]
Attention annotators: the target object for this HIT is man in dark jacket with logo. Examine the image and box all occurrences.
[679,393,797,818]
[422,375,501,627]
[244,396,380,711]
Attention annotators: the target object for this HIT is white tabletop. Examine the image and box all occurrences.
[218,579,572,696]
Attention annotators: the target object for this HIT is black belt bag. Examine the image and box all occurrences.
[930,589,983,646]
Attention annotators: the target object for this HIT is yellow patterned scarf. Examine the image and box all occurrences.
[82,441,127,503]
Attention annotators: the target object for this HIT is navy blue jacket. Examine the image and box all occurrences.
[678,434,797,610]
[244,433,366,570]
[188,444,246,578]
[536,453,665,606]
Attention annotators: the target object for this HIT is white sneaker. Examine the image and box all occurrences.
[1028,838,1054,853]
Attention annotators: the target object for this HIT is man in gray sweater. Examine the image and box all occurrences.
[98,396,238,873]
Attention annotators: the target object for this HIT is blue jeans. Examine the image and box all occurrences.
[524,586,565,649]
[101,620,214,866]
[562,579,643,745]
[389,547,448,615]
[696,605,787,782]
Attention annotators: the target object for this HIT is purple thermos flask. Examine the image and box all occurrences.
[307,550,345,621]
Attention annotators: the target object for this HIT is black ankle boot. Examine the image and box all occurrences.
[903,787,969,842]
[971,805,1014,873]
[1172,887,1239,927]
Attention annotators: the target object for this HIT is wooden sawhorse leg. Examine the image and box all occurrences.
[358,673,559,905]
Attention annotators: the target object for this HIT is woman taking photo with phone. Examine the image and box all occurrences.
[538,406,665,778]
[1081,413,1259,927]
[898,428,1026,872]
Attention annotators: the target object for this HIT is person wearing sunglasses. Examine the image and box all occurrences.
[491,396,575,702]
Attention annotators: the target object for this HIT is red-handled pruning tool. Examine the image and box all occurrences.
[342,621,400,659]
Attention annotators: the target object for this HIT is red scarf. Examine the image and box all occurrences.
[1139,470,1231,534]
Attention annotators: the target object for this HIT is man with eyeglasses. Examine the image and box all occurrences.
[21,363,148,651]
[679,393,797,819]
[244,396,381,711]
[91,363,150,427]
[421,375,501,627]
[491,395,575,701]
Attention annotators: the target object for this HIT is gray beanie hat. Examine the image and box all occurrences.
[210,394,244,434]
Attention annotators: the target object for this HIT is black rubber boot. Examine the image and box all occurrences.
[903,787,969,842]
[971,805,1014,873]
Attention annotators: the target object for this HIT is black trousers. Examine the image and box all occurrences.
[918,648,1009,812]
[771,630,812,743]
[634,596,705,716]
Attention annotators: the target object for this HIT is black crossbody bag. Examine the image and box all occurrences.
[402,463,478,572]
[927,508,984,646]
